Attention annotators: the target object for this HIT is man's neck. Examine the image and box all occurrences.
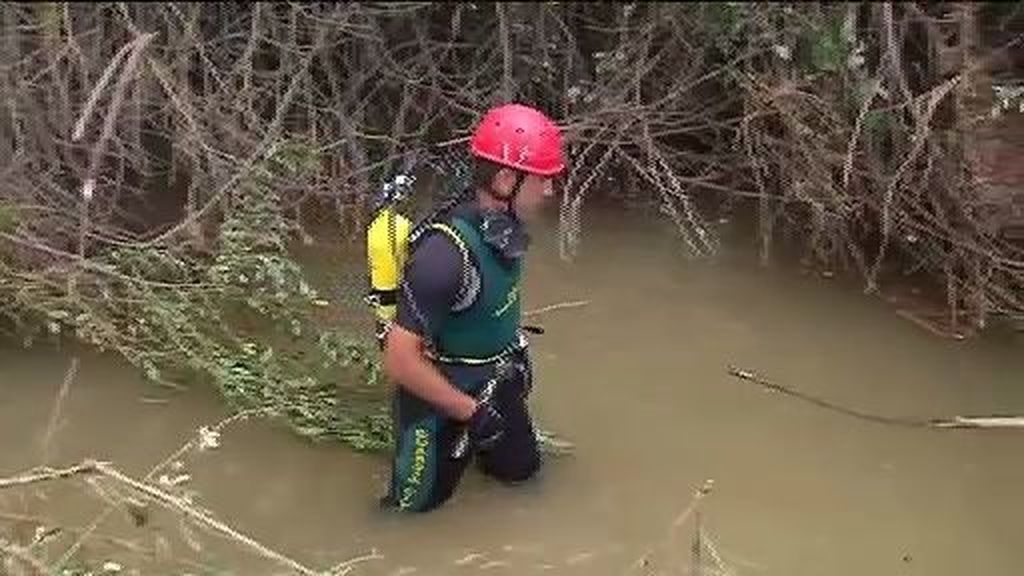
[477,188,515,214]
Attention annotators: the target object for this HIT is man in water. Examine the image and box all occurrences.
[379,103,566,512]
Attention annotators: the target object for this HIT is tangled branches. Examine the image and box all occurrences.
[727,3,1024,333]
[1,3,1023,439]
[5,138,395,451]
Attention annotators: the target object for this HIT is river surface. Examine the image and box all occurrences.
[2,206,1023,576]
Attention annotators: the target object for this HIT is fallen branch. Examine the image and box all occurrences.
[0,510,220,574]
[727,365,933,428]
[727,366,1024,430]
[2,409,332,576]
[54,409,271,569]
[90,461,319,576]
[931,416,1024,429]
[1,457,318,575]
[0,462,98,490]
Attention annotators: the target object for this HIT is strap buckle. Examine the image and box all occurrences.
[364,289,398,307]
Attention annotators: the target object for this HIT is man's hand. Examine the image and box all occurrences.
[467,397,505,450]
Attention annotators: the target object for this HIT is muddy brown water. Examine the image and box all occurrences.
[2,207,1024,576]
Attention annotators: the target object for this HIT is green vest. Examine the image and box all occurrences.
[425,215,521,364]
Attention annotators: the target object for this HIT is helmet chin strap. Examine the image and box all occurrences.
[490,172,527,217]
[480,171,531,262]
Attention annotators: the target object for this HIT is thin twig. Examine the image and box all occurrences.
[0,538,50,575]
[326,549,385,575]
[41,356,79,466]
[0,462,98,490]
[842,76,882,192]
[70,38,136,142]
[78,33,157,201]
[524,300,591,317]
[866,74,964,288]
[625,478,715,575]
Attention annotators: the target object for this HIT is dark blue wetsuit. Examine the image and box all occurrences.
[382,203,540,512]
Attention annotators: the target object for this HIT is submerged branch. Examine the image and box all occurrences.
[728,366,1024,430]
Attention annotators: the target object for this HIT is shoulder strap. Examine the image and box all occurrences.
[417,221,479,312]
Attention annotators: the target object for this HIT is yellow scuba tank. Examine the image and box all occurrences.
[365,172,416,338]
[366,206,411,324]
[364,152,471,342]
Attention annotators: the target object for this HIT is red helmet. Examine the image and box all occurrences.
[469,103,566,177]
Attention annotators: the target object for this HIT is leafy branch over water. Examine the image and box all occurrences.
[4,142,394,452]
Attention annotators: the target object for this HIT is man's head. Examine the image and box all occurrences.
[468,103,565,222]
[472,159,555,222]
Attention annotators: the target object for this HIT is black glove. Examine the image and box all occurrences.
[467,398,505,450]
[518,352,533,399]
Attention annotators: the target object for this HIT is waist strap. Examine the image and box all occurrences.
[426,330,529,366]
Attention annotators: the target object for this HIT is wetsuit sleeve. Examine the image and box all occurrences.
[394,231,465,341]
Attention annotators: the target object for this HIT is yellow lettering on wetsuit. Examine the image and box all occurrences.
[399,427,431,509]
[494,284,519,318]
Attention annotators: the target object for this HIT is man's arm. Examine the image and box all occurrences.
[384,325,476,421]
[383,231,478,422]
